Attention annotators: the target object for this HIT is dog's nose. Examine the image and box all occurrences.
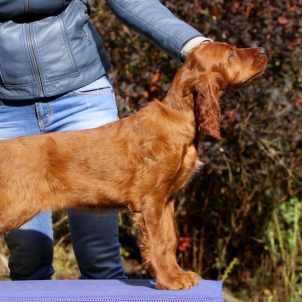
[259,47,266,55]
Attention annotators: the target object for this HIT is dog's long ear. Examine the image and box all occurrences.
[194,75,221,140]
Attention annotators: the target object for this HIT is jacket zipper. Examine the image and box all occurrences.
[83,29,92,44]
[27,23,44,97]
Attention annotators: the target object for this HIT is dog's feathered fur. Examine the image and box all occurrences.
[0,42,267,289]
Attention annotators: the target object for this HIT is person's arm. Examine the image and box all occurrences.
[105,0,212,62]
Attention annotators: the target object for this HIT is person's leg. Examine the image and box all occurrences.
[4,212,54,280]
[67,210,125,279]
[0,100,54,280]
[37,75,126,279]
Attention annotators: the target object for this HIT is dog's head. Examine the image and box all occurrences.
[181,42,267,139]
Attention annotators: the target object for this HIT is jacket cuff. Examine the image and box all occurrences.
[179,36,213,61]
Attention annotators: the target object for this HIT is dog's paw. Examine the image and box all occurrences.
[155,272,198,290]
[182,271,199,286]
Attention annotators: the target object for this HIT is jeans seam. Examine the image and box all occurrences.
[35,103,53,133]
[35,103,43,133]
[110,90,118,118]
[46,103,53,129]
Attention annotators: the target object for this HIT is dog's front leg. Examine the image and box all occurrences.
[131,196,196,290]
[161,198,198,288]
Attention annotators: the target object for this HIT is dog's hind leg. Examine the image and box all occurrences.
[0,194,40,233]
[161,198,198,287]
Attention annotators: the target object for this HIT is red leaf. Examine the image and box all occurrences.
[151,72,160,83]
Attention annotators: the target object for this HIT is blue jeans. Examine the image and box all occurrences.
[0,76,126,280]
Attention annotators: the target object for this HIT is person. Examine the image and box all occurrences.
[0,0,212,280]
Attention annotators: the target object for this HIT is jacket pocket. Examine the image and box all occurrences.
[63,0,100,70]
[0,22,34,85]
[33,0,100,81]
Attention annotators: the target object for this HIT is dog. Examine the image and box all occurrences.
[0,42,267,289]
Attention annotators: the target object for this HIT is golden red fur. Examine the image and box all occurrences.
[0,42,267,289]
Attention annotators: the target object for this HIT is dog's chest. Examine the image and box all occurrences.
[169,145,200,192]
[183,146,201,176]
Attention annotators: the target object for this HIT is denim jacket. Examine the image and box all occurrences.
[0,0,204,100]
